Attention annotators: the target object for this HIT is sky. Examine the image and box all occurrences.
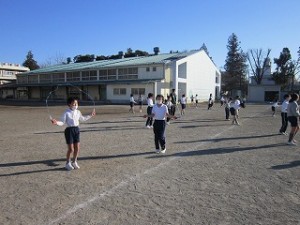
[1,0,299,69]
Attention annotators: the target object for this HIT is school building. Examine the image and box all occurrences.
[8,50,221,103]
[0,62,29,99]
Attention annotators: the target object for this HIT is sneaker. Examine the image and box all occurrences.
[287,141,297,146]
[155,149,161,154]
[72,161,80,169]
[150,126,153,128]
[160,148,166,154]
[65,162,74,171]
[146,125,151,129]
[167,122,170,125]
[293,140,298,143]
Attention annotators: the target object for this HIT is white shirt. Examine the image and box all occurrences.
[130,96,136,103]
[166,100,173,108]
[152,104,169,120]
[180,97,187,104]
[57,108,91,127]
[281,100,289,113]
[234,99,240,109]
[147,98,154,107]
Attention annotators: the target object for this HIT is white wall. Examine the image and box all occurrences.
[138,65,164,80]
[173,51,220,102]
[107,83,155,103]
[248,85,281,102]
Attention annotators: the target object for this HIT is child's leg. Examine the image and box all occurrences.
[66,144,74,163]
[73,142,80,162]
[288,126,296,142]
[159,121,166,150]
[153,122,160,150]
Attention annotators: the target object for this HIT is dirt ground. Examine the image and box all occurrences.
[0,103,299,225]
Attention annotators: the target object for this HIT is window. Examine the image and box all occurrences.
[17,75,28,84]
[3,70,14,76]
[28,75,38,83]
[152,67,156,72]
[99,69,108,80]
[66,72,80,81]
[52,73,65,83]
[40,74,52,83]
[82,70,97,81]
[146,67,150,72]
[131,88,145,95]
[108,69,117,80]
[215,76,219,84]
[178,63,187,78]
[113,88,127,95]
[118,67,138,80]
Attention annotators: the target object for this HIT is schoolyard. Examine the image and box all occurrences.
[0,103,299,225]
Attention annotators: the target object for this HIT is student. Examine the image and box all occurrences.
[129,94,137,114]
[230,96,240,125]
[208,93,214,110]
[287,93,300,145]
[279,94,290,135]
[145,94,177,153]
[195,94,199,108]
[191,95,194,106]
[234,96,241,118]
[271,99,279,117]
[180,94,187,115]
[166,95,173,125]
[225,97,232,120]
[220,96,225,107]
[51,97,96,170]
[145,93,154,128]
[138,94,143,113]
[170,89,177,116]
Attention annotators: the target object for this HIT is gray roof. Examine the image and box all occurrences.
[20,50,201,76]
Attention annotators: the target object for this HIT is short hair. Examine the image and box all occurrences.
[289,93,299,103]
[284,94,290,99]
[148,93,154,98]
[130,94,133,97]
[156,94,164,99]
[67,97,78,105]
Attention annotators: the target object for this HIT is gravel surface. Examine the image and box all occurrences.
[0,103,299,225]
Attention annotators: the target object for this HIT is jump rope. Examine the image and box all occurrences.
[45,83,96,120]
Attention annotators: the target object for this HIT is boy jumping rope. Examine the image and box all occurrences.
[144,94,177,154]
[51,97,96,170]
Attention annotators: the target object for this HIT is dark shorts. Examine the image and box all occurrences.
[181,104,186,109]
[230,107,236,116]
[138,101,142,106]
[64,127,80,144]
[130,102,134,107]
[196,100,198,103]
[271,106,275,112]
[288,116,298,127]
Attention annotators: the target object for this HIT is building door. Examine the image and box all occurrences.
[265,91,279,102]
[99,85,107,101]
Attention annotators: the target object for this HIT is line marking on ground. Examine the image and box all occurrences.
[47,112,263,225]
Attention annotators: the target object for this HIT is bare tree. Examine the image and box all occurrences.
[247,48,271,84]
[40,52,67,68]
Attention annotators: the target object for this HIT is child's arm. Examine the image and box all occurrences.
[79,109,96,122]
[51,111,67,126]
[51,119,64,126]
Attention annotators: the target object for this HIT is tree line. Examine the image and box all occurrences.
[22,36,299,94]
[222,33,300,94]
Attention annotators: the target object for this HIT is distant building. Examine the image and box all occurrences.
[0,62,29,99]
[247,58,281,102]
[3,50,221,102]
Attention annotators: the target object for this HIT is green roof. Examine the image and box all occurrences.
[21,50,201,75]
